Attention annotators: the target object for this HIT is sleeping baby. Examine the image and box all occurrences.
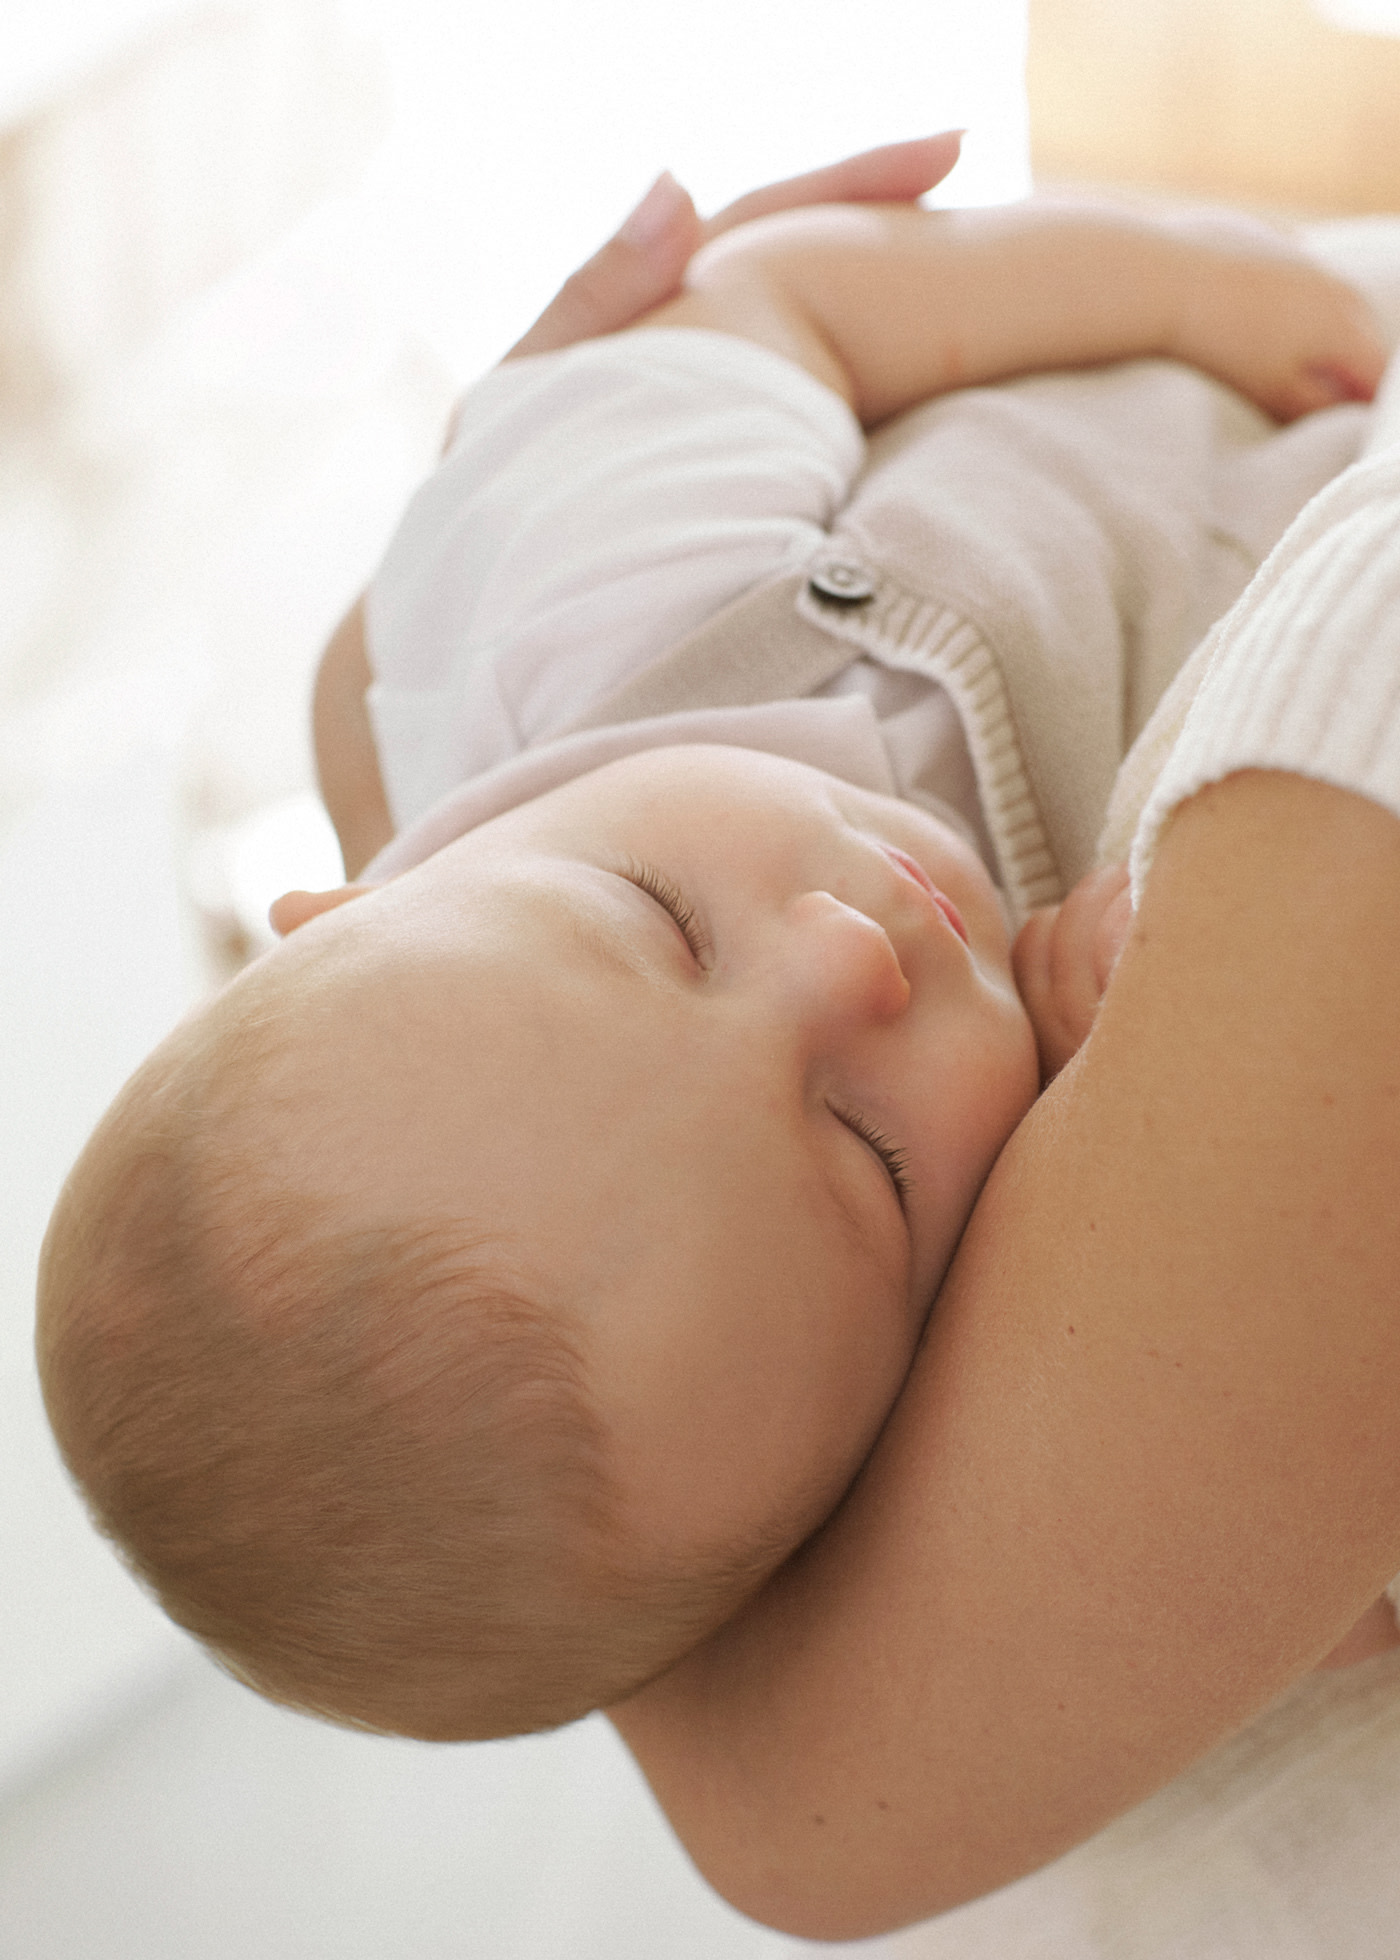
[36,185,1387,1740]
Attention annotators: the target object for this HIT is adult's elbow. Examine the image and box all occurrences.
[618,1742,1016,1945]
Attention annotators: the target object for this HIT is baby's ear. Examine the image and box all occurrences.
[268,885,372,937]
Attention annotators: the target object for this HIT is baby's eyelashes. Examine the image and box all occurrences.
[620,859,713,963]
[829,1101,912,1215]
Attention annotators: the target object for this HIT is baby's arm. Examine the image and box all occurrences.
[637,200,1387,426]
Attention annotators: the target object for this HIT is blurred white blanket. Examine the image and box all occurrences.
[889,1650,1400,1960]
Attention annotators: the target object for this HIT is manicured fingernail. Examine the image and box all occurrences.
[619,172,685,249]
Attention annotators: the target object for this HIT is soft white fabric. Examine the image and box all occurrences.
[1099,243,1400,877]
[363,695,907,883]
[1104,380,1400,894]
[365,326,1371,917]
[364,327,988,864]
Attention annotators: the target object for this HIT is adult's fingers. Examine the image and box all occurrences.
[701,131,963,241]
[498,134,960,360]
[503,171,704,360]
[503,133,965,361]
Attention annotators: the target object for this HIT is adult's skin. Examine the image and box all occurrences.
[610,770,1400,1938]
[311,134,964,879]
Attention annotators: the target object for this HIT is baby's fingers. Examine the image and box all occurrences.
[1012,909,1074,1082]
[1277,322,1389,421]
[1013,865,1131,1083]
[1267,286,1388,422]
[1089,869,1134,993]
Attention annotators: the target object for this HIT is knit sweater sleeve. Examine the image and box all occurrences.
[1123,434,1400,900]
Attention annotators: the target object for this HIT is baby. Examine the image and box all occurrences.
[36,189,1386,1742]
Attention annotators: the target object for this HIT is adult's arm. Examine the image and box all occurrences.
[311,136,964,879]
[312,599,392,880]
[612,766,1400,1940]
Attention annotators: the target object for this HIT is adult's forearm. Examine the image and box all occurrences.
[613,769,1400,1939]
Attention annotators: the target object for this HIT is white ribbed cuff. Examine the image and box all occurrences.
[1130,447,1400,896]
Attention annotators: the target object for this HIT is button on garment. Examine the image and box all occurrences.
[807,561,877,606]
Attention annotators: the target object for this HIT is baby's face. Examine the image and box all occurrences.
[275,746,1038,1562]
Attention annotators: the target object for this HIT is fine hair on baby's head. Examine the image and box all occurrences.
[36,939,820,1742]
[38,746,1039,1741]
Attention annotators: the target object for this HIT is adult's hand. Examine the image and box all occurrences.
[502,132,963,361]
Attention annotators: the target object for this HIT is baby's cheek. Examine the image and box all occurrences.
[976,995,1041,1154]
[1008,997,1043,1116]
[1009,909,1059,1040]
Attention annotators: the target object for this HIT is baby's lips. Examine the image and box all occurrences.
[928,886,969,946]
[881,844,969,944]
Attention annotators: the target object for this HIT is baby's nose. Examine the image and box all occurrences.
[782,889,910,1032]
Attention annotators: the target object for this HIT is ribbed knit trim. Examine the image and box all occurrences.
[796,577,1061,921]
[1128,447,1400,899]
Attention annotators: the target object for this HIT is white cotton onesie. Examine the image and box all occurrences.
[1101,353,1400,883]
[362,322,1375,904]
[365,328,996,875]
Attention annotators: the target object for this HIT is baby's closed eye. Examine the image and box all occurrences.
[621,859,713,963]
[828,1102,911,1213]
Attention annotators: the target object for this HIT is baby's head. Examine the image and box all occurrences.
[37,746,1037,1739]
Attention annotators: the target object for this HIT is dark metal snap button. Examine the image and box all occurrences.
[807,561,876,607]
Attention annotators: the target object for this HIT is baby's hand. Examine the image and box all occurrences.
[1012,864,1132,1084]
[1163,212,1388,423]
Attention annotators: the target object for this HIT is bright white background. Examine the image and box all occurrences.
[368,0,1030,380]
